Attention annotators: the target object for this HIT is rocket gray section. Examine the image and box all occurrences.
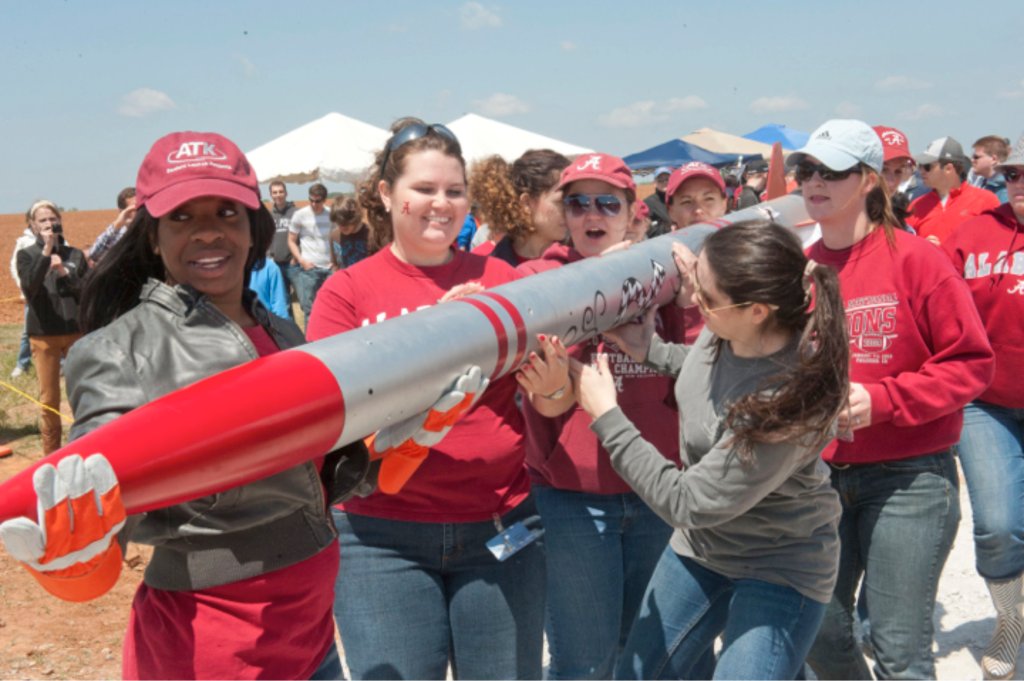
[297,195,810,449]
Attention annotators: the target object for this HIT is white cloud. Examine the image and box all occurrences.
[996,79,1024,99]
[117,88,176,117]
[560,40,577,52]
[475,93,530,117]
[460,2,501,29]
[898,103,945,121]
[875,75,932,92]
[598,97,707,128]
[834,101,862,117]
[664,96,708,113]
[749,96,808,114]
[235,54,257,78]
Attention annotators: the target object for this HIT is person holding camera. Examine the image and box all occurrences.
[15,200,88,453]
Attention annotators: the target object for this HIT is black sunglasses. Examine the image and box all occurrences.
[380,123,460,174]
[794,161,863,184]
[1003,167,1024,183]
[563,193,624,218]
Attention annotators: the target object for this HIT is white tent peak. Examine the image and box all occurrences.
[246,112,389,185]
[446,113,593,165]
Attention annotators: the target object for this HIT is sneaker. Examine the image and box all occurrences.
[10,366,24,378]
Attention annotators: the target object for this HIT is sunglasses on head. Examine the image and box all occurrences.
[380,123,460,174]
[563,193,623,218]
[1002,167,1024,183]
[794,161,863,184]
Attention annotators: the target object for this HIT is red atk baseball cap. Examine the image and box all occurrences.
[557,153,636,194]
[666,161,726,200]
[135,131,261,218]
[873,126,913,164]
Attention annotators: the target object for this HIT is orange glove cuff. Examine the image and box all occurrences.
[25,541,123,603]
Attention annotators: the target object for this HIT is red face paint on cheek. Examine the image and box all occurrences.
[401,201,410,215]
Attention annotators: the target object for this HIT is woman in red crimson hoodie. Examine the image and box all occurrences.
[793,120,994,680]
[942,136,1024,680]
[516,153,686,679]
[306,118,563,680]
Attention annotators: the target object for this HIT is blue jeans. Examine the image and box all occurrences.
[294,266,331,323]
[331,499,545,680]
[17,305,32,370]
[532,486,672,679]
[310,643,343,680]
[958,401,1024,580]
[806,450,960,679]
[617,551,827,680]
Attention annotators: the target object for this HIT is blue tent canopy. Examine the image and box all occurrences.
[623,139,756,172]
[742,124,809,150]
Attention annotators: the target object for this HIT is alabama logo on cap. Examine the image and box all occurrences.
[880,130,906,147]
[577,154,603,171]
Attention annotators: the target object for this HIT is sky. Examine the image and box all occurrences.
[2,0,1023,213]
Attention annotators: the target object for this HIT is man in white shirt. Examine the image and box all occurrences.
[287,183,333,325]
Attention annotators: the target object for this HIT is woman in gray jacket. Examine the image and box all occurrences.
[576,221,849,679]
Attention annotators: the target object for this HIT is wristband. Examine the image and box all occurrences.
[542,384,570,400]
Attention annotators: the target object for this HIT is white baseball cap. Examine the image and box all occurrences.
[787,119,884,173]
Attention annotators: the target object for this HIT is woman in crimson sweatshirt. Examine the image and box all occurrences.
[942,138,1024,680]
[794,120,994,680]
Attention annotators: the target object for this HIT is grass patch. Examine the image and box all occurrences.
[0,322,70,459]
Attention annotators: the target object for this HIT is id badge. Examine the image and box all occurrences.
[486,520,540,562]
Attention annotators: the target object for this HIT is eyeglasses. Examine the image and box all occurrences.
[692,276,751,316]
[794,161,863,184]
[1003,167,1024,183]
[379,123,460,175]
[563,193,624,218]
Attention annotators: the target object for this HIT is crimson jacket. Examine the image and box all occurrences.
[907,180,1000,245]
[808,228,994,464]
[943,203,1024,407]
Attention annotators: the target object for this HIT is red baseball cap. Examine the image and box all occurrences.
[557,153,636,193]
[666,161,726,200]
[873,126,913,164]
[135,131,261,218]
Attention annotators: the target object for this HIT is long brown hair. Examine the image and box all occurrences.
[358,117,466,254]
[703,220,850,460]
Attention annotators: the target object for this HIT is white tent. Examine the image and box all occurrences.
[446,113,592,166]
[246,112,389,184]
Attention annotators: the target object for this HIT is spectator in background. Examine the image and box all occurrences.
[469,150,572,266]
[643,166,673,238]
[86,187,136,266]
[287,183,332,325]
[9,225,36,378]
[970,135,1010,203]
[248,257,290,318]
[328,196,369,270]
[268,181,297,316]
[908,136,1000,245]
[735,158,768,209]
[456,210,478,250]
[873,125,925,231]
[665,161,729,231]
[16,200,88,453]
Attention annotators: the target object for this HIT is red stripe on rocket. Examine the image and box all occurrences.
[0,196,810,523]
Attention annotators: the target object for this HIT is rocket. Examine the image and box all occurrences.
[0,196,810,523]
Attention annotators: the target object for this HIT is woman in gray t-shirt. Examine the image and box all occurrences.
[576,220,849,680]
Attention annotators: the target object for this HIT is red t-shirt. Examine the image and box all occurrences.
[306,246,530,522]
[122,325,338,680]
[906,181,1000,245]
[808,228,994,464]
[943,204,1024,407]
[517,244,682,494]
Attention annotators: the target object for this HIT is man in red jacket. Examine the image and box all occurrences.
[907,136,1000,245]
